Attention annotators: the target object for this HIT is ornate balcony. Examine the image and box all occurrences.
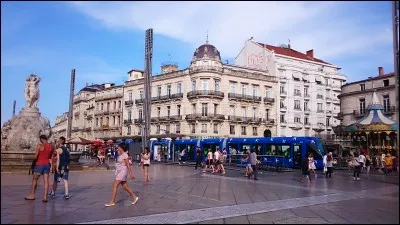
[125,100,134,106]
[228,93,262,103]
[151,115,183,123]
[74,112,80,117]
[263,97,275,104]
[86,105,95,110]
[294,92,302,97]
[263,119,275,124]
[317,94,324,99]
[135,98,144,105]
[124,119,133,125]
[134,118,144,124]
[227,116,262,124]
[187,90,224,100]
[185,114,225,122]
[152,93,184,103]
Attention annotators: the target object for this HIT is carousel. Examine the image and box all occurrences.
[334,91,398,156]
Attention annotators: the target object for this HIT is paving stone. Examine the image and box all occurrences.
[224,216,250,224]
[198,219,224,224]
[274,217,328,224]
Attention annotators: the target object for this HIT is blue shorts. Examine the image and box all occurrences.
[34,164,50,175]
[54,168,69,182]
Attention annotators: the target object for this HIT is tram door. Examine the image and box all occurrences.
[293,144,302,168]
[187,144,196,161]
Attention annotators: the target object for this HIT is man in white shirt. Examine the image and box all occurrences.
[323,154,328,175]
[359,151,366,170]
[229,147,237,166]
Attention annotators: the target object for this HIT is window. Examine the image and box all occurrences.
[167,85,171,97]
[326,117,330,126]
[118,101,121,109]
[96,118,99,126]
[107,102,110,110]
[97,103,99,110]
[176,124,181,133]
[157,107,161,117]
[139,109,143,120]
[157,86,162,98]
[192,80,196,91]
[280,100,285,108]
[264,89,270,98]
[156,125,160,134]
[230,125,235,135]
[383,95,390,112]
[139,90,144,99]
[213,124,218,134]
[304,101,309,111]
[127,126,131,135]
[360,84,365,91]
[128,110,132,120]
[201,79,208,91]
[105,117,109,126]
[113,116,116,125]
[275,145,291,158]
[128,92,133,101]
[201,123,207,133]
[317,103,323,112]
[166,124,170,134]
[252,107,257,119]
[192,104,196,114]
[202,103,208,116]
[252,127,257,136]
[294,100,301,110]
[252,86,258,97]
[304,87,309,97]
[265,109,270,120]
[241,126,246,135]
[280,114,285,123]
[241,84,247,96]
[359,99,366,115]
[138,127,141,135]
[177,105,181,116]
[113,101,116,109]
[230,82,235,94]
[177,83,182,94]
[241,106,247,117]
[280,86,285,94]
[294,89,301,96]
[167,106,171,117]
[101,103,104,110]
[383,79,389,87]
[304,116,309,125]
[191,123,196,133]
[100,117,103,125]
[325,78,329,86]
[214,80,220,92]
[294,117,301,123]
[117,116,120,125]
[230,105,235,116]
[214,104,218,115]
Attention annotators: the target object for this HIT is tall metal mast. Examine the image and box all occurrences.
[12,100,16,117]
[67,69,76,139]
[392,1,399,157]
[142,29,153,152]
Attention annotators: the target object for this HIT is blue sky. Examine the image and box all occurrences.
[1,1,394,126]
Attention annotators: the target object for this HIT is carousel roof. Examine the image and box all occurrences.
[355,91,396,126]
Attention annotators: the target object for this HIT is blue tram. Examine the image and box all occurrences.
[150,137,326,169]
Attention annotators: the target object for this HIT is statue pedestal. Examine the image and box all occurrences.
[19,107,41,117]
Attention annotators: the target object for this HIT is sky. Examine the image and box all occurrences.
[1,1,395,126]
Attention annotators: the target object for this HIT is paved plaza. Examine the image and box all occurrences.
[1,164,399,224]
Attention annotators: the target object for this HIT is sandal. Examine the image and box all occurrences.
[42,199,48,203]
[24,197,35,201]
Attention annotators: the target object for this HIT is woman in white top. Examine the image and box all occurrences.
[141,147,151,183]
[308,153,316,177]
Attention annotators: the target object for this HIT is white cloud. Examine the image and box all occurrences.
[69,1,392,63]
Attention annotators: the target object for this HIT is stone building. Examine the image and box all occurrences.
[123,42,278,139]
[235,40,347,139]
[338,67,397,126]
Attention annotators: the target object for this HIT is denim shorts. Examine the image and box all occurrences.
[54,168,69,182]
[34,164,50,175]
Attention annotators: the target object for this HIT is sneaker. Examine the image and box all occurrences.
[64,194,70,199]
[353,177,356,180]
[48,191,55,198]
[105,202,115,207]
[254,178,259,180]
[132,197,139,205]
[356,177,360,181]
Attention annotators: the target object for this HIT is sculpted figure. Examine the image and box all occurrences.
[24,74,41,108]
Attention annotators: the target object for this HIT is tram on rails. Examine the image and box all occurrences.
[150,136,327,169]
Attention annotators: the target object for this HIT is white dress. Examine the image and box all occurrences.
[308,157,316,170]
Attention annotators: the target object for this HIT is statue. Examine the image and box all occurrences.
[24,74,41,108]
[1,74,52,155]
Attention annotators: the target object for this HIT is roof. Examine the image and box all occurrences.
[255,42,333,66]
[79,84,104,93]
[127,69,144,74]
[192,43,221,62]
[342,73,394,87]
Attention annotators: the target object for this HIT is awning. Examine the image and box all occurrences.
[66,137,92,145]
[292,72,302,80]
[315,76,323,83]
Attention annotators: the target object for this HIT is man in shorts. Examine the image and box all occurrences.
[203,150,214,173]
[48,137,71,199]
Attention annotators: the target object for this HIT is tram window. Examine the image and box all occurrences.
[252,144,263,155]
[265,144,276,155]
[228,144,238,154]
[275,144,291,158]
[239,144,251,155]
[307,143,322,160]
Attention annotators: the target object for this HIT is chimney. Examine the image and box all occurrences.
[306,49,314,58]
[378,67,384,76]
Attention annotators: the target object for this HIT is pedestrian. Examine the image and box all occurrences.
[229,146,237,166]
[244,149,252,177]
[384,153,393,175]
[212,149,220,174]
[249,149,259,180]
[194,146,202,170]
[325,152,333,178]
[365,155,371,174]
[141,147,151,182]
[25,134,53,202]
[48,137,71,199]
[203,150,215,173]
[352,152,362,180]
[105,143,139,207]
[218,148,226,174]
[359,151,366,171]
[323,153,328,175]
[308,153,317,178]
[179,148,186,165]
[222,148,227,165]
[300,156,311,183]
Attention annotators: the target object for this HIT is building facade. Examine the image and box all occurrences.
[235,40,347,138]
[339,67,397,126]
[123,42,278,139]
